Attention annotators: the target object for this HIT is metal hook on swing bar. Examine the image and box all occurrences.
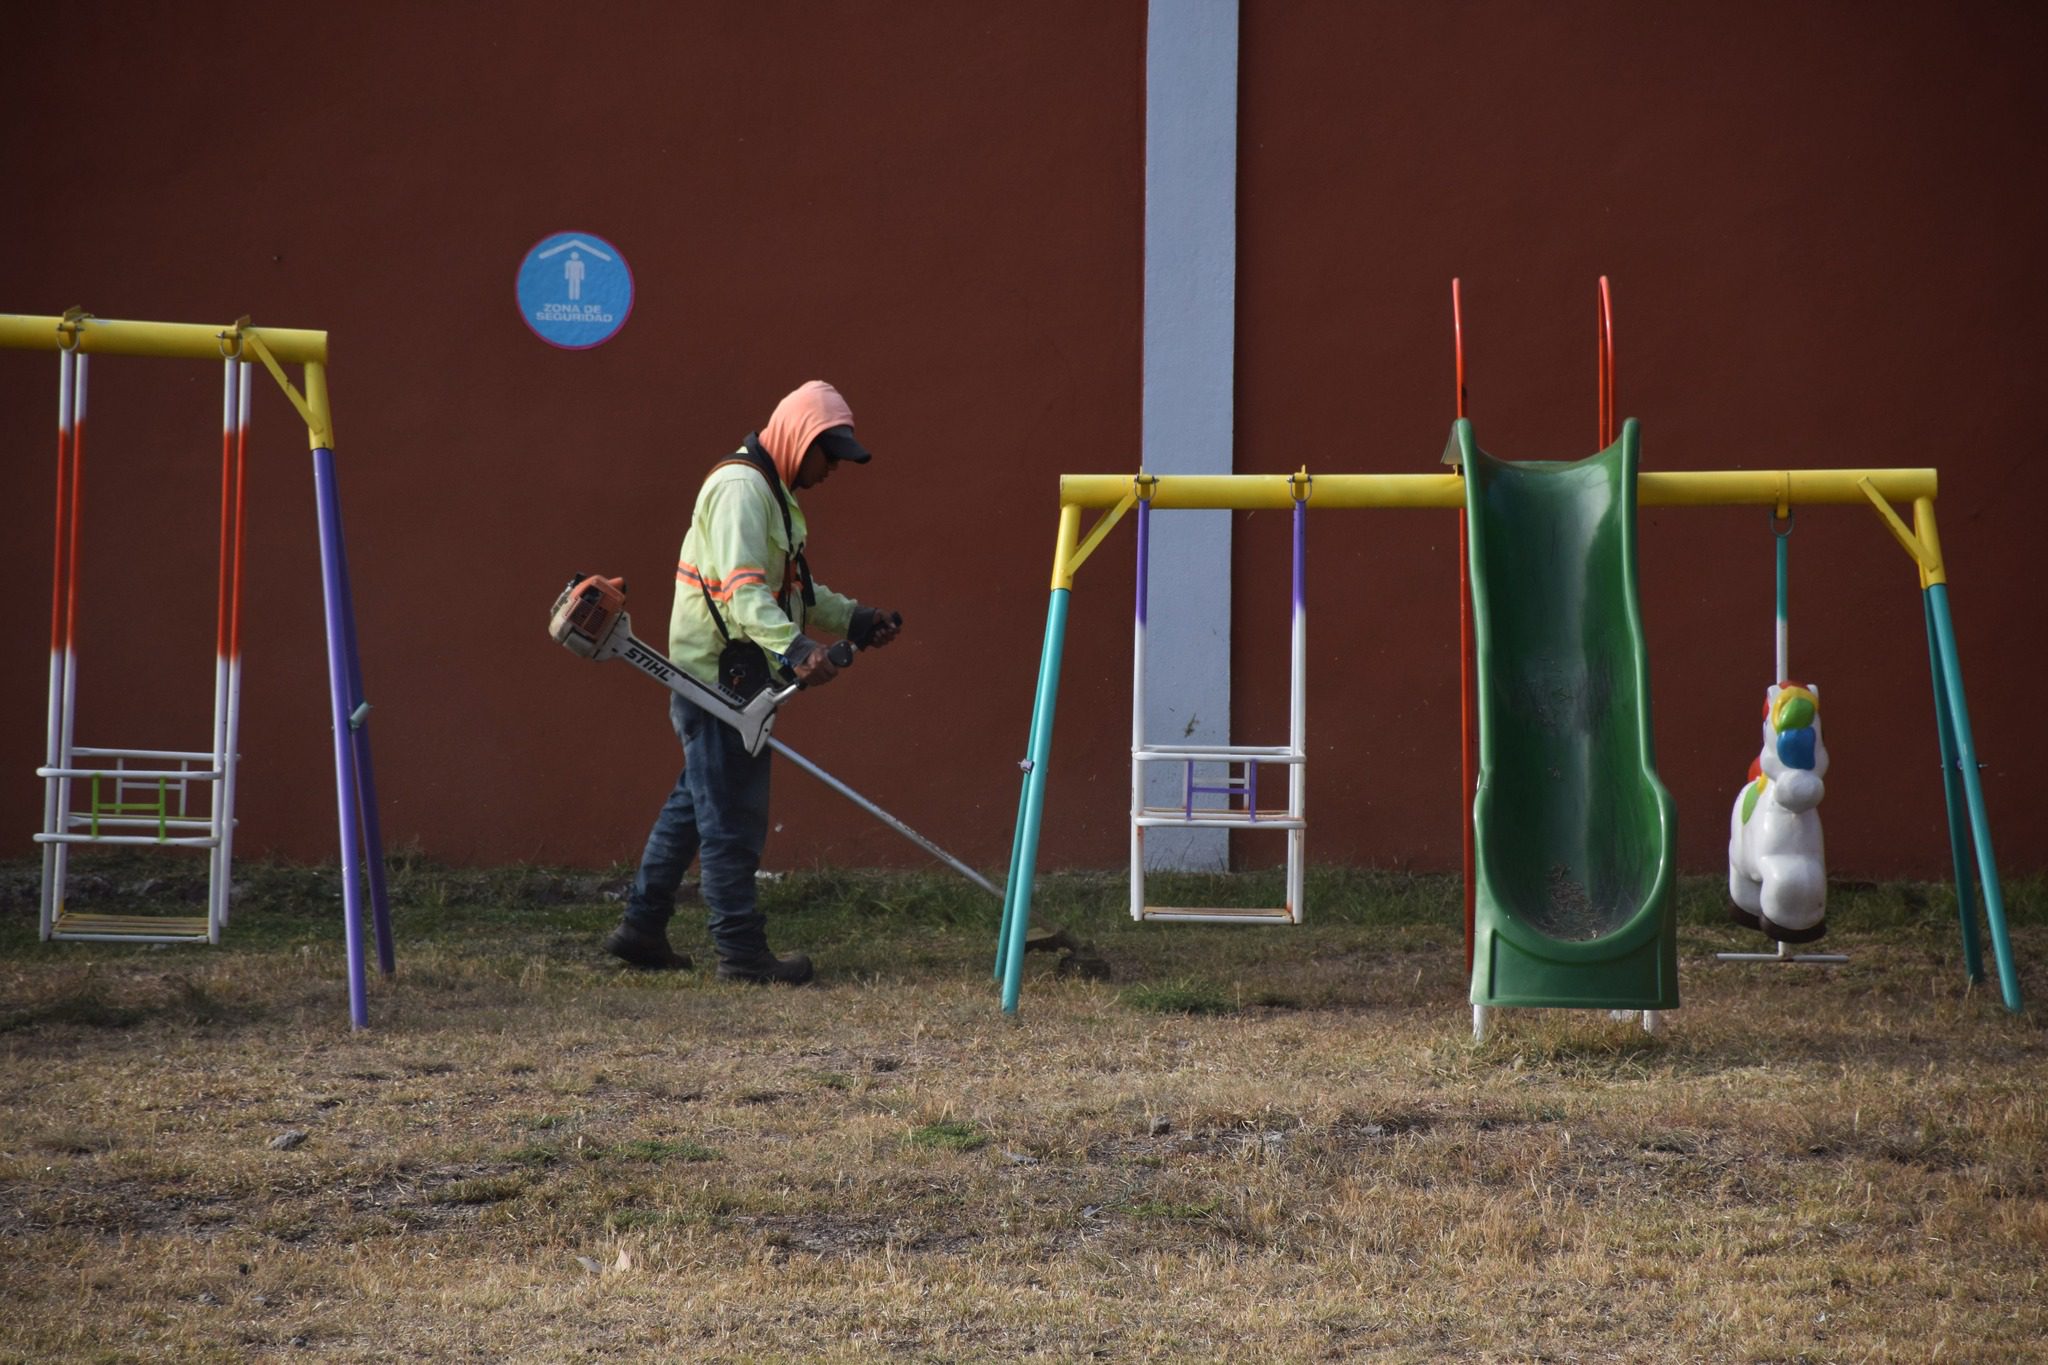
[1771,506,1794,538]
[1768,470,1794,527]
[217,315,252,360]
[56,306,93,352]
[1290,467,1313,503]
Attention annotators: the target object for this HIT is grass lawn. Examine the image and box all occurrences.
[1,857,2042,1362]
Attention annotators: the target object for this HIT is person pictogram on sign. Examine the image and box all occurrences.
[565,251,586,301]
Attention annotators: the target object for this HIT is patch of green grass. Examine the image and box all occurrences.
[597,1138,719,1163]
[1127,1199,1219,1220]
[605,1206,689,1233]
[1246,988,1302,1008]
[254,1212,318,1241]
[908,1120,986,1152]
[1123,977,1238,1015]
[504,1143,563,1167]
[0,972,260,1032]
[167,976,251,1026]
[433,1175,526,1206]
[10,858,2033,975]
[0,986,146,1032]
[31,1128,116,1156]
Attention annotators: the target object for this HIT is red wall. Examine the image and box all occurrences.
[2,3,2042,878]
[1223,0,2048,878]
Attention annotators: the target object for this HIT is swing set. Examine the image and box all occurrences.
[2,309,394,1030]
[994,279,2020,1027]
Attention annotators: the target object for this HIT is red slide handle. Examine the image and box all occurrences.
[1597,276,1616,448]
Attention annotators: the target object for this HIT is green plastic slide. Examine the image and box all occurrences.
[1458,418,1679,1011]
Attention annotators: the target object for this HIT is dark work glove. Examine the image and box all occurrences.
[785,634,840,687]
[849,606,903,650]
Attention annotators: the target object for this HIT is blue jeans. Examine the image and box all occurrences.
[623,694,774,958]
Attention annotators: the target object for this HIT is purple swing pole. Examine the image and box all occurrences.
[330,495,395,976]
[311,445,372,1028]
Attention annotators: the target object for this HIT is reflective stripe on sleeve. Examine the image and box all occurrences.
[677,562,770,601]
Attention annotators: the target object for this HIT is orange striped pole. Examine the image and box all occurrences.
[1598,277,1616,448]
[40,351,77,938]
[1454,279,1476,975]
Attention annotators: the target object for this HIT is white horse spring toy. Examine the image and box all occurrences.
[1728,682,1828,942]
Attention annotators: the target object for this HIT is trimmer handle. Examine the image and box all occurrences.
[848,608,903,652]
[778,639,857,698]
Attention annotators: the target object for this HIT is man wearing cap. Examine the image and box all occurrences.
[602,380,901,983]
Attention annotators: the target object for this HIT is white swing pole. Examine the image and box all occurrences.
[40,350,76,940]
[215,361,251,934]
[1286,488,1307,923]
[52,354,88,927]
[208,359,237,940]
[1129,497,1150,921]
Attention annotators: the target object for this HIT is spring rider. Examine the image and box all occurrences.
[1728,682,1829,942]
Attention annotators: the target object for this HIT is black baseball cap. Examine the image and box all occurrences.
[811,424,872,464]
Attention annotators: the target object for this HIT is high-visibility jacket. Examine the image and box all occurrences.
[668,443,858,685]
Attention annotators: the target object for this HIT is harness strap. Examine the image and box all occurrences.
[697,435,817,646]
[696,569,734,645]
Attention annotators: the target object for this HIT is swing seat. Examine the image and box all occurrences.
[1138,904,1294,923]
[49,911,212,942]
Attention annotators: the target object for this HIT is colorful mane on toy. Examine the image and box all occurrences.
[1728,682,1829,943]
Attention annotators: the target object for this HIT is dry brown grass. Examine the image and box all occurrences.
[0,863,2043,1362]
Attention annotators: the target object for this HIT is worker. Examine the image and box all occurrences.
[602,380,901,983]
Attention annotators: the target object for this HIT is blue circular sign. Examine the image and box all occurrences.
[517,231,634,349]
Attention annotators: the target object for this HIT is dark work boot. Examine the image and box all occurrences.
[603,919,693,971]
[716,949,815,986]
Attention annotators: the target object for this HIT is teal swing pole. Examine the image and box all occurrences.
[998,592,1072,1012]
[992,755,1037,979]
[997,505,1083,1015]
[1904,497,2019,1011]
[993,592,1066,979]
[1923,593,1984,983]
[1925,581,2020,1011]
[1775,511,1790,677]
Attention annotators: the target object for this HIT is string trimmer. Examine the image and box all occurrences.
[548,573,999,899]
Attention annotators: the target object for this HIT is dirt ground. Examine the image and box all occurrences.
[1,862,2042,1362]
